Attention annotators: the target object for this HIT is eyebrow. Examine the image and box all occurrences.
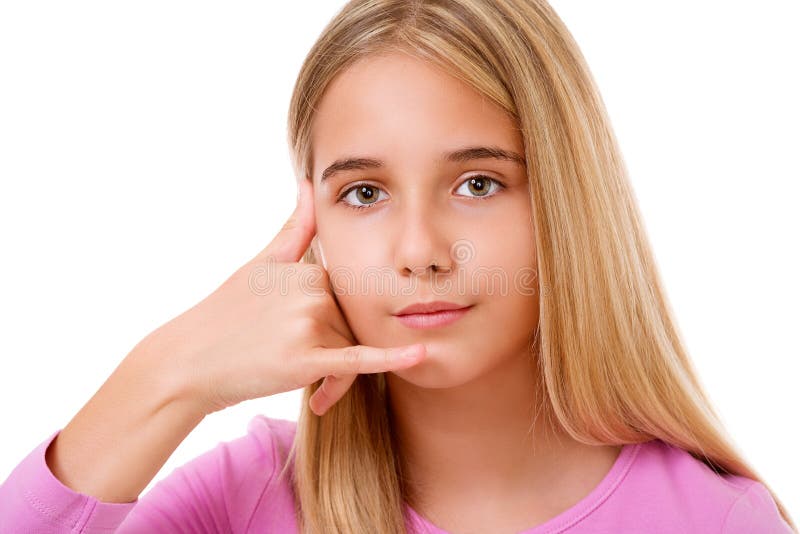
[319,145,526,183]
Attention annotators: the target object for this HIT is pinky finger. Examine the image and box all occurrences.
[309,373,358,416]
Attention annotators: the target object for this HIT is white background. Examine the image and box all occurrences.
[1,0,797,515]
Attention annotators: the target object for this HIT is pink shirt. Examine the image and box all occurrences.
[0,414,793,533]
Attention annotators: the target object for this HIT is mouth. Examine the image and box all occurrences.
[393,304,474,329]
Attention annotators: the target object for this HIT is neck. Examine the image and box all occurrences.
[385,348,618,515]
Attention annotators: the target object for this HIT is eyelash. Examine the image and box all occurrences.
[336,174,506,211]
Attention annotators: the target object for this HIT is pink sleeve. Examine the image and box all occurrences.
[0,419,278,533]
[0,429,137,533]
[721,481,795,534]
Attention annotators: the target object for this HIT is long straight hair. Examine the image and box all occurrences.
[276,1,796,532]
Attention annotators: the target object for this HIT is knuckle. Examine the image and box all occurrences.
[342,345,362,372]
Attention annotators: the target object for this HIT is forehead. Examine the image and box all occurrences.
[310,51,523,181]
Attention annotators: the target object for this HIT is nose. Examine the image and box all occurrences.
[393,200,454,278]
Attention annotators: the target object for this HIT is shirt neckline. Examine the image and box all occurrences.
[403,440,644,534]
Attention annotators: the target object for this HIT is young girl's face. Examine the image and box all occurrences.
[310,51,540,388]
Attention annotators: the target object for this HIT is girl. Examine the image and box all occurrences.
[1,1,795,532]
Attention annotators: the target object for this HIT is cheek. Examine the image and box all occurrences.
[315,214,385,270]
[458,210,539,352]
[332,278,397,347]
[318,255,394,346]
[331,290,387,347]
[454,192,535,262]
[466,219,536,280]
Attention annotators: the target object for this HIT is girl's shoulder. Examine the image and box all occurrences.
[236,415,300,529]
[244,413,298,462]
[614,439,792,533]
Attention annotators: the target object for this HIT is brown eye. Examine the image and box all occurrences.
[354,185,378,204]
[455,175,503,199]
[337,183,387,210]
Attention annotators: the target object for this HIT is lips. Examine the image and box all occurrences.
[394,300,471,316]
[393,300,474,330]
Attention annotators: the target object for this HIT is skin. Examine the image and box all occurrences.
[308,51,623,533]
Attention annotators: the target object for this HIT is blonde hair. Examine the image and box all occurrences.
[276,1,797,532]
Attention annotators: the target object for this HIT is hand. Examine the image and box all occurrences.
[145,178,425,416]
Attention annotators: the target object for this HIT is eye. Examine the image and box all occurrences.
[454,174,505,199]
[336,183,388,210]
[336,174,506,211]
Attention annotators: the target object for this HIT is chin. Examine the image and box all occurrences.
[386,341,485,390]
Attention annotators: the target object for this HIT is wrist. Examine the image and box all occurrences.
[126,329,208,420]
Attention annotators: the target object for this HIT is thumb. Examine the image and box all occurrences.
[260,178,317,263]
